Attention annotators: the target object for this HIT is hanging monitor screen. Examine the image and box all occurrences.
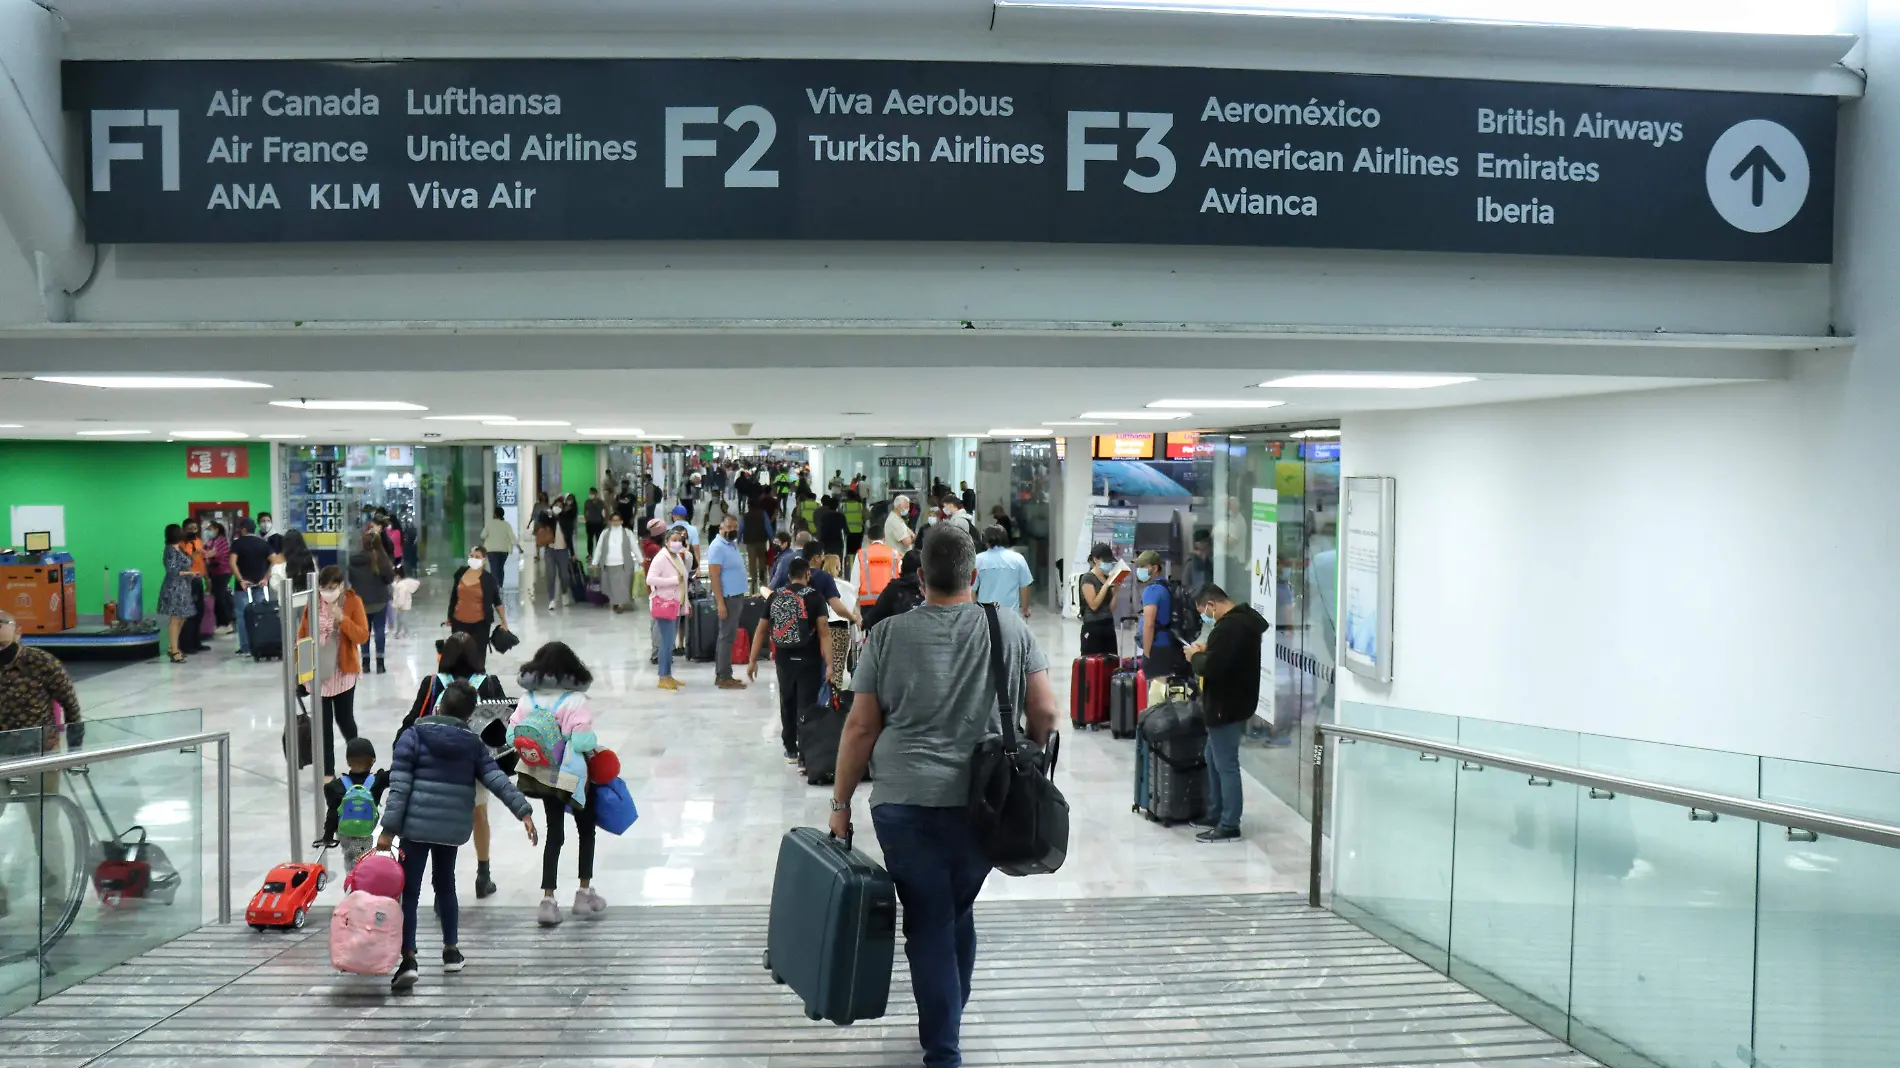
[1094,433,1156,460]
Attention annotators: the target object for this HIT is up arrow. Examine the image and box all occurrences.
[1730,145,1786,208]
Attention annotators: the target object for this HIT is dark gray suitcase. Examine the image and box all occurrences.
[685,596,719,661]
[1110,672,1141,738]
[1135,698,1207,825]
[246,593,283,660]
[765,827,896,1025]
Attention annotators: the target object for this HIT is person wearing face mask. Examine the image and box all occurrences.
[884,494,915,552]
[178,517,210,655]
[447,546,508,673]
[299,566,370,784]
[1184,585,1269,843]
[537,505,575,612]
[1132,550,1187,680]
[1076,543,1126,656]
[706,513,750,689]
[590,511,639,614]
[645,524,692,690]
[158,523,198,663]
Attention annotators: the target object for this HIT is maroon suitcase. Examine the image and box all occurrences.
[1071,654,1116,729]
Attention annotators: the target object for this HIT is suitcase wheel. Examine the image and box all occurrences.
[771,971,784,985]
[761,949,771,972]
[806,1007,823,1022]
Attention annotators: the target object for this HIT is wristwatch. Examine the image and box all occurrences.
[829,798,851,813]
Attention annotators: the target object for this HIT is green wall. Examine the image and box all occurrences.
[0,442,274,617]
[560,444,599,500]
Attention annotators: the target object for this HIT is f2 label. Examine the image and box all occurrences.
[664,105,780,189]
[1066,111,1176,193]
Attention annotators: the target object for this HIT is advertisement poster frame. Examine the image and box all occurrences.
[1341,475,1395,683]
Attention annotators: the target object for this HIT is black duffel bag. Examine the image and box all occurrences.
[968,603,1069,877]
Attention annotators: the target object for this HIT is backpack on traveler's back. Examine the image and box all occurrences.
[1165,578,1201,645]
[509,692,569,769]
[335,772,379,838]
[769,585,817,649]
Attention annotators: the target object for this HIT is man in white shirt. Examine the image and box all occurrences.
[973,525,1035,618]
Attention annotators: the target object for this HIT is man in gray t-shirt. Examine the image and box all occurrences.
[830,525,1058,1068]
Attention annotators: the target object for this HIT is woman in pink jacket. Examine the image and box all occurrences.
[644,518,692,691]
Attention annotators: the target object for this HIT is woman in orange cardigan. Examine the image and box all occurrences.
[301,565,371,794]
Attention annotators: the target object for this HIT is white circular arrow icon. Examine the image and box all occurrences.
[1706,120,1810,234]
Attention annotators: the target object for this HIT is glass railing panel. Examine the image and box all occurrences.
[37,710,203,1001]
[1751,758,1900,1068]
[1332,702,1460,969]
[0,724,49,1013]
[1567,735,1759,1068]
[1446,719,1581,1037]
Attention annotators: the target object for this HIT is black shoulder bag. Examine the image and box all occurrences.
[968,603,1069,876]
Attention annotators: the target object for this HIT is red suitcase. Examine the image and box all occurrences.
[1070,654,1116,728]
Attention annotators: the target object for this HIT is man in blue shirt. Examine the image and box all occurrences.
[706,514,751,690]
[973,525,1035,618]
[1135,549,1188,679]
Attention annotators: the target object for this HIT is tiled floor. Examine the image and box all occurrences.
[66,589,1314,920]
[2,894,1601,1068]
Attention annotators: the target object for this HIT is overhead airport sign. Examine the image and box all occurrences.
[63,59,1835,261]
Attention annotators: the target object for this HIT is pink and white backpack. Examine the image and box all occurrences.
[330,890,402,975]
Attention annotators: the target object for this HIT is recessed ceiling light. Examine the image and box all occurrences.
[1078,411,1192,421]
[37,375,269,390]
[76,428,151,436]
[1147,399,1286,410]
[170,430,250,440]
[369,438,387,442]
[1258,374,1476,389]
[1044,421,1109,427]
[1290,428,1342,439]
[576,428,645,436]
[871,442,890,447]
[423,414,514,422]
[483,419,571,427]
[988,428,1053,437]
[271,399,428,411]
[259,433,308,440]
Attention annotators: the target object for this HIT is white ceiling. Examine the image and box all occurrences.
[0,365,1718,442]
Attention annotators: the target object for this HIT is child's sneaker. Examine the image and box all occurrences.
[475,874,498,899]
[572,887,607,919]
[442,946,464,973]
[536,897,564,927]
[391,953,419,992]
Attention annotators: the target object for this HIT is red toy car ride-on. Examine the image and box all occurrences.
[246,859,327,931]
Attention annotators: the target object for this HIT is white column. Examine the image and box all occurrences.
[1057,437,1094,618]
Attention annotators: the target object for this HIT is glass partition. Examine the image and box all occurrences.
[1329,700,1900,1068]
[0,710,205,1016]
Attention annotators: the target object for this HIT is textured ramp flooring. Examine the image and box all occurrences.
[5,893,1598,1067]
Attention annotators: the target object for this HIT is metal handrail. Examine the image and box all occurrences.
[0,729,233,924]
[1308,722,1900,907]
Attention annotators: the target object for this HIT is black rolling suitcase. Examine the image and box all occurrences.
[246,591,283,660]
[764,827,896,1025]
[685,596,719,661]
[1134,696,1208,825]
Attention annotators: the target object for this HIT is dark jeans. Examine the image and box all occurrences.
[209,572,234,627]
[399,842,459,954]
[488,551,509,588]
[775,651,825,755]
[319,686,358,778]
[585,521,604,556]
[872,804,993,1068]
[1145,640,1189,680]
[360,604,387,661]
[449,620,490,673]
[844,532,863,577]
[542,791,596,891]
[1204,720,1244,831]
[180,577,207,652]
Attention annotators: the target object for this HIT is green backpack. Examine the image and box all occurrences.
[336,773,378,838]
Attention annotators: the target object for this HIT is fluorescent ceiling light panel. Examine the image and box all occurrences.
[578,428,646,436]
[1078,411,1192,420]
[989,428,1054,436]
[36,375,269,389]
[0,424,22,429]
[1044,421,1109,427]
[423,414,514,422]
[1147,399,1285,410]
[1259,374,1476,389]
[77,428,151,436]
[483,419,570,427]
[170,430,250,440]
[271,399,428,411]
[871,442,890,447]
[1290,428,1342,438]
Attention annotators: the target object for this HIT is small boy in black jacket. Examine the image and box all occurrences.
[322,736,389,871]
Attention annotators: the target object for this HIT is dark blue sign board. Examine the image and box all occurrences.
[64,59,1836,261]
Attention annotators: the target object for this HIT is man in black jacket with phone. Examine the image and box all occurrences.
[1186,584,1270,843]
